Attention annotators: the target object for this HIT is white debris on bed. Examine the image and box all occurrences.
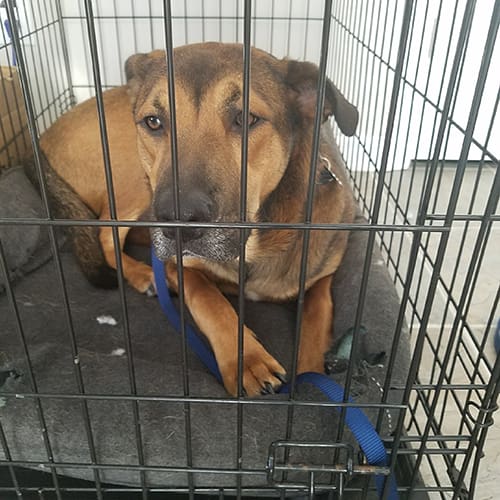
[96,314,118,326]
[111,348,126,357]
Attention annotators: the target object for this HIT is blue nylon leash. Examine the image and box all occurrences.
[152,250,399,499]
[152,249,223,384]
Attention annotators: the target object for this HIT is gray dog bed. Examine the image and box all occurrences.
[0,166,411,495]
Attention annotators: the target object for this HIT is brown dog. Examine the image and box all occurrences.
[37,43,357,396]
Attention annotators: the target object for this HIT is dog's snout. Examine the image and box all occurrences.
[154,187,214,241]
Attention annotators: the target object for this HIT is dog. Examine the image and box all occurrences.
[35,43,358,396]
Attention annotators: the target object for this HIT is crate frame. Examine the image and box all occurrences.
[0,1,499,499]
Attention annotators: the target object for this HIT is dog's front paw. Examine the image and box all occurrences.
[219,337,286,397]
[126,263,155,295]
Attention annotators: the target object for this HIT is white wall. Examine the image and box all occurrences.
[399,0,499,162]
[2,1,497,167]
[0,1,71,133]
[330,0,499,170]
[60,0,328,100]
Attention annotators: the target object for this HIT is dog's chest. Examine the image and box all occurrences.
[205,257,300,302]
[245,258,299,301]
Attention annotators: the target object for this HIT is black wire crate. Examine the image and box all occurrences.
[0,1,498,499]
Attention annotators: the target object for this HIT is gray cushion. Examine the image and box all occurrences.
[0,168,410,493]
[0,166,53,292]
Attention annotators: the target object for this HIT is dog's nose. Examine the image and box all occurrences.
[154,188,214,241]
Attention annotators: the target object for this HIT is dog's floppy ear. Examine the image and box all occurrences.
[125,53,150,85]
[125,50,165,106]
[125,52,150,108]
[285,60,358,136]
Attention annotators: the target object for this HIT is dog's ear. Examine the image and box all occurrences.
[285,60,358,136]
[125,50,165,106]
[125,52,150,108]
[125,53,150,85]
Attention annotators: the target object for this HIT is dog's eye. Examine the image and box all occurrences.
[143,115,163,131]
[234,111,260,129]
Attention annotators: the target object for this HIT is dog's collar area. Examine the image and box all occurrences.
[316,154,343,186]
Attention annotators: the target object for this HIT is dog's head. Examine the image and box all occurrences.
[125,43,358,261]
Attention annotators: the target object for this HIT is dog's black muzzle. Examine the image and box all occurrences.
[153,186,215,242]
[151,183,243,262]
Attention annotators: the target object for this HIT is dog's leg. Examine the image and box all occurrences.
[98,206,154,294]
[297,274,334,374]
[166,262,286,397]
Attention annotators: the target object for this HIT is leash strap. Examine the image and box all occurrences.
[152,250,399,499]
[152,250,223,383]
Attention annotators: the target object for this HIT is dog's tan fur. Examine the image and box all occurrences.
[40,86,154,292]
[38,43,357,396]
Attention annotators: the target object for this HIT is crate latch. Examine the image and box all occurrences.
[266,441,391,497]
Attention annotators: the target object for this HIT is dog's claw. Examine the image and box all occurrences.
[261,382,275,395]
[274,372,288,385]
[325,359,348,374]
